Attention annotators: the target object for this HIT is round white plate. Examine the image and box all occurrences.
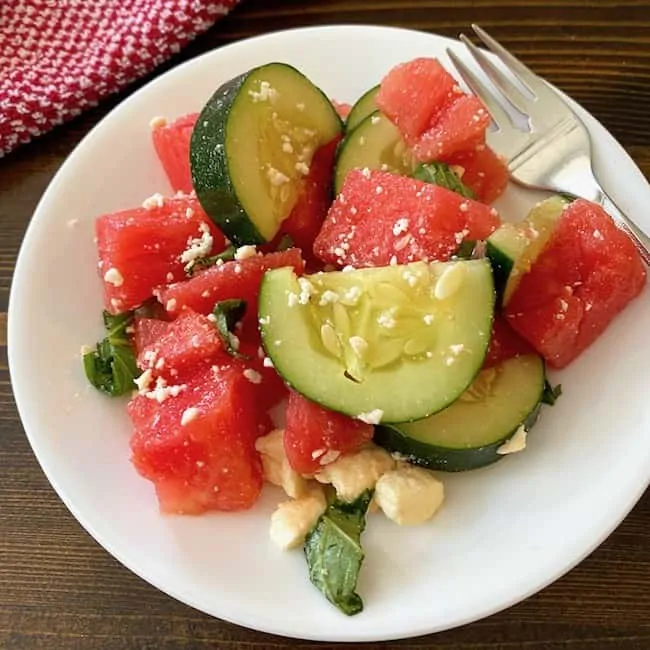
[9,25,650,642]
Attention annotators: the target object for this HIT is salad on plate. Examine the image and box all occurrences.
[81,57,646,616]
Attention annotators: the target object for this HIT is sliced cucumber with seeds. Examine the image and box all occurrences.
[259,259,494,423]
[346,85,379,132]
[486,196,567,305]
[374,354,545,471]
[334,111,414,194]
[190,63,343,246]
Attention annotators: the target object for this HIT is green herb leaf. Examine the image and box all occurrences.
[541,379,562,405]
[304,490,372,616]
[275,234,295,252]
[83,310,140,396]
[186,245,236,276]
[212,299,247,358]
[413,162,476,199]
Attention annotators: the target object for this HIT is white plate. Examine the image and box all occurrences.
[9,25,650,642]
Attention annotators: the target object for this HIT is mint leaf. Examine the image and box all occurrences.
[186,245,236,276]
[212,299,247,358]
[83,311,140,396]
[413,162,475,199]
[304,490,372,616]
[541,379,562,406]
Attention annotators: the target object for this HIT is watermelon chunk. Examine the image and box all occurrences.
[136,310,224,380]
[505,199,646,369]
[413,94,490,162]
[331,100,352,120]
[157,248,305,326]
[279,137,340,269]
[96,195,227,314]
[133,317,170,357]
[483,315,535,369]
[447,144,509,204]
[151,113,198,194]
[128,362,267,514]
[313,169,500,267]
[377,57,490,161]
[284,391,374,475]
[376,58,457,145]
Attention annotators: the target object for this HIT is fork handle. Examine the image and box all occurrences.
[597,191,650,267]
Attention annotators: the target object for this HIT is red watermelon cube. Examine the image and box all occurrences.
[313,169,500,267]
[279,137,340,269]
[505,199,646,369]
[284,391,374,475]
[376,58,457,145]
[136,310,224,381]
[447,143,510,204]
[151,113,198,194]
[128,361,267,514]
[96,194,227,314]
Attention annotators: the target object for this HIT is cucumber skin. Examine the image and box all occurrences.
[485,241,515,305]
[374,403,542,472]
[190,71,266,246]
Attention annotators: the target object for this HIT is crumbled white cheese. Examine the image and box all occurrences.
[267,166,290,186]
[449,343,465,355]
[593,229,604,240]
[375,465,444,525]
[134,368,154,393]
[181,407,200,426]
[319,450,341,466]
[144,377,186,403]
[287,292,299,307]
[295,161,310,175]
[180,222,213,269]
[318,290,339,306]
[259,315,271,326]
[248,80,278,103]
[255,429,309,498]
[393,218,409,236]
[149,115,167,129]
[282,141,294,154]
[361,167,371,179]
[166,298,177,312]
[459,201,470,213]
[142,193,165,210]
[423,314,434,325]
[377,309,397,329]
[103,267,124,287]
[263,357,274,368]
[269,486,327,550]
[356,409,384,425]
[234,244,257,261]
[297,277,314,305]
[243,368,262,384]
[185,207,195,218]
[497,425,528,455]
[166,272,174,283]
[371,115,381,125]
[315,444,394,501]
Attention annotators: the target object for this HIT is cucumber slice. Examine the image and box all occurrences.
[191,63,343,246]
[334,111,414,194]
[486,196,567,305]
[259,259,494,423]
[374,354,545,471]
[346,85,379,132]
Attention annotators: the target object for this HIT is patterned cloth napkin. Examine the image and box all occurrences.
[0,0,240,157]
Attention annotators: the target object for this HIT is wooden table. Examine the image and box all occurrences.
[1,1,649,648]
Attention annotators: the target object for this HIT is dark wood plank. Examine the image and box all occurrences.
[1,1,649,649]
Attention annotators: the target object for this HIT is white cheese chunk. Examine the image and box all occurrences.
[255,429,308,498]
[269,486,327,551]
[375,464,444,525]
[315,444,395,501]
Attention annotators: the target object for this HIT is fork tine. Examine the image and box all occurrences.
[459,33,529,115]
[445,48,515,131]
[470,24,552,100]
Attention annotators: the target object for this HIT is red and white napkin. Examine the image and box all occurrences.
[0,0,241,157]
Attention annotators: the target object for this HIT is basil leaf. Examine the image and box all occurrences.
[413,161,475,199]
[186,245,236,276]
[304,490,372,616]
[212,299,247,358]
[83,310,140,396]
[541,379,562,406]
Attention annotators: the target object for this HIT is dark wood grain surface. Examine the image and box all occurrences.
[1,1,649,648]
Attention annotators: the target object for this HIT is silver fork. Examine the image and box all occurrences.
[447,24,650,266]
